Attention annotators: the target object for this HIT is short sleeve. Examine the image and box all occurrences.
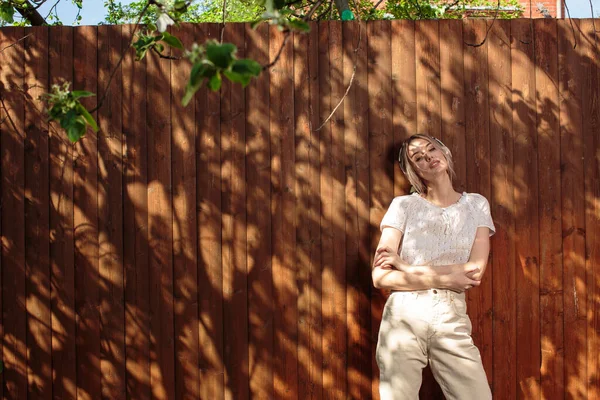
[380,196,409,233]
[475,194,495,237]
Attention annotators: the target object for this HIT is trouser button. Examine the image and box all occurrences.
[433,289,438,294]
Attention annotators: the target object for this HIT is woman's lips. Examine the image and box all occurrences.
[430,160,440,168]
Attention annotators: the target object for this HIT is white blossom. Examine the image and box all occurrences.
[156,13,175,33]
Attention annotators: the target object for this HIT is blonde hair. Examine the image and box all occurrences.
[398,134,456,194]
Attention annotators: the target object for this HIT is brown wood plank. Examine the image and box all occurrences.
[23,25,52,400]
[220,23,249,400]
[196,23,224,400]
[169,23,199,400]
[72,24,100,400]
[97,24,126,400]
[391,20,416,196]
[343,20,370,400]
[294,21,323,400]
[317,20,334,399]
[463,18,493,383]
[580,18,600,400]
[122,23,151,400]
[534,19,564,399]
[558,18,587,400]
[439,20,466,192]
[319,20,346,400]
[48,25,77,400]
[270,24,299,399]
[559,18,588,400]
[511,18,541,399]
[415,20,441,138]
[146,21,175,400]
[245,22,274,400]
[368,18,397,400]
[487,19,517,399]
[0,25,27,400]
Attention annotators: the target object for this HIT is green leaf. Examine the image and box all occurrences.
[182,81,201,107]
[223,70,251,87]
[189,63,211,86]
[154,43,165,53]
[208,72,222,91]
[206,42,236,69]
[287,19,310,33]
[71,90,95,99]
[60,109,78,130]
[0,3,14,23]
[77,104,99,132]
[231,59,262,76]
[161,31,184,50]
[66,118,87,143]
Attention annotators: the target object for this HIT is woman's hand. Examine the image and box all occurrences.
[441,264,481,292]
[373,247,408,271]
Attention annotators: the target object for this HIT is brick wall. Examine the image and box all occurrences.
[520,0,565,17]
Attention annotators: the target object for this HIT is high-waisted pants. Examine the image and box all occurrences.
[376,289,492,400]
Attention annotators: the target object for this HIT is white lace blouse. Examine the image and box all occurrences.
[380,192,495,267]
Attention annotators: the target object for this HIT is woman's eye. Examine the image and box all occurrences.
[416,157,422,162]
[428,148,435,152]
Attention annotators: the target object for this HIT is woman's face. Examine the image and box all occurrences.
[407,138,448,179]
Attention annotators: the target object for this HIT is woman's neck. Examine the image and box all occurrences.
[422,176,460,207]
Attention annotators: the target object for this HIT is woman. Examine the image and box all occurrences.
[373,134,495,400]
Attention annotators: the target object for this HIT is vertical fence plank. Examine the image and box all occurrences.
[581,18,600,400]
[464,20,493,383]
[320,20,346,400]
[122,22,151,400]
[73,24,100,400]
[295,21,323,400]
[221,22,249,400]
[318,21,333,399]
[439,20,466,191]
[415,20,441,138]
[270,25,299,399]
[559,18,587,400]
[391,20,416,196]
[48,25,77,400]
[196,22,225,400]
[511,19,541,399]
[308,22,323,400]
[23,26,52,400]
[535,19,564,400]
[97,24,126,400]
[170,23,199,400]
[246,21,274,400]
[344,20,370,400]
[146,20,175,400]
[368,18,395,400]
[488,19,516,398]
[0,25,27,400]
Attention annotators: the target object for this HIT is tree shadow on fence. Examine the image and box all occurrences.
[0,17,598,400]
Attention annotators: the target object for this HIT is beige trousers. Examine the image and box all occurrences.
[376,289,492,400]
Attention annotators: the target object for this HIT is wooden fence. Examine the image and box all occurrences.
[0,18,599,399]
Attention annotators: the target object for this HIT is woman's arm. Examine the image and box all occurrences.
[372,228,480,291]
[374,226,492,291]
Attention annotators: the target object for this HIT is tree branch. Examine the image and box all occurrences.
[89,1,151,113]
[263,30,292,69]
[464,0,499,48]
[12,0,47,25]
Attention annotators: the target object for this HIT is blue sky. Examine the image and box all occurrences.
[34,0,600,24]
